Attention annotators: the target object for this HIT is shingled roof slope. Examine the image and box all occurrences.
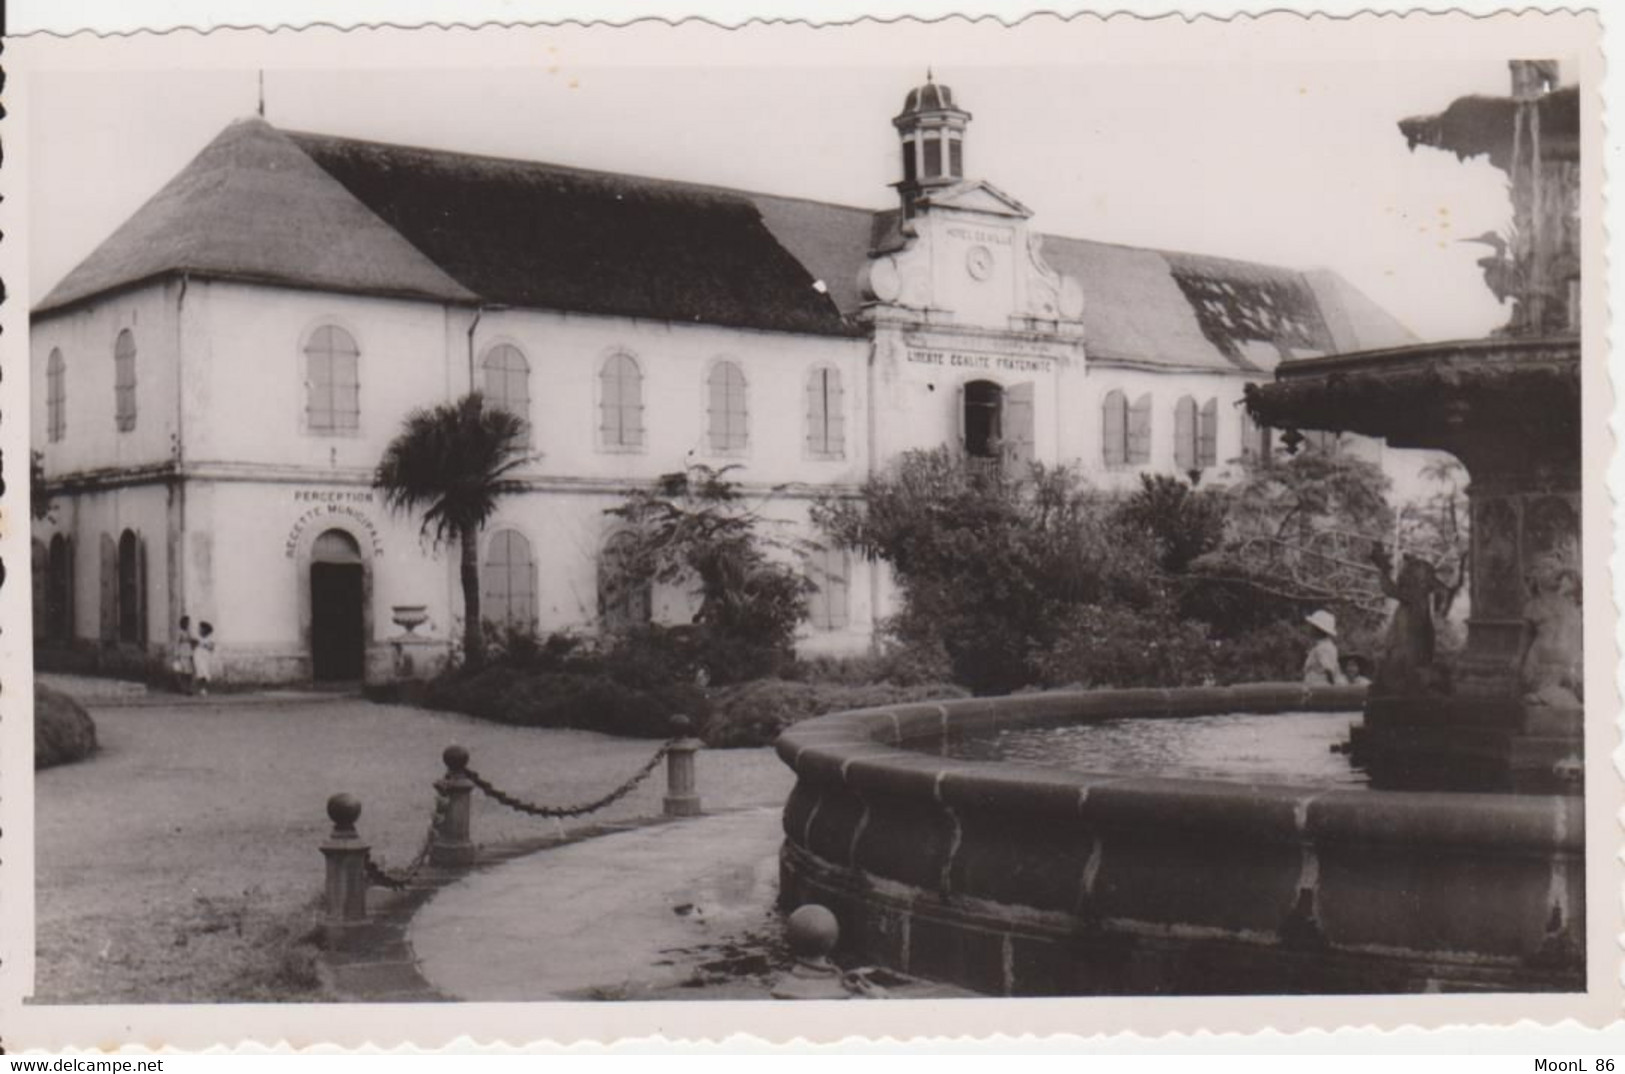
[1039,238,1417,371]
[36,118,478,314]
[285,131,855,337]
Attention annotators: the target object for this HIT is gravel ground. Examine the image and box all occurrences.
[32,695,794,1004]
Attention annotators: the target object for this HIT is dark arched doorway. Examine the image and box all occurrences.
[310,529,365,682]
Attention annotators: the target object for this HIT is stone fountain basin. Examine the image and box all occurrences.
[775,683,1584,996]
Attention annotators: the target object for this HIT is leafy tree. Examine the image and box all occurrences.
[1226,442,1394,543]
[1113,473,1228,573]
[1181,442,1395,643]
[1399,455,1470,563]
[816,448,1161,694]
[31,449,54,522]
[374,393,527,670]
[603,464,812,684]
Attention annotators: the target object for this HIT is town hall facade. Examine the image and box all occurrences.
[30,76,1416,684]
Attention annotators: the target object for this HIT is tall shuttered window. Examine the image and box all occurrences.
[482,343,531,435]
[806,366,845,458]
[305,325,361,434]
[482,529,537,631]
[46,348,66,443]
[598,531,653,632]
[1198,398,1219,470]
[116,528,147,645]
[1240,395,1273,465]
[707,361,748,453]
[806,547,850,632]
[600,352,645,449]
[1173,396,1199,473]
[114,330,137,432]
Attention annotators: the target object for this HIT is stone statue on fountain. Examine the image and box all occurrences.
[1367,545,1465,696]
[1519,556,1583,709]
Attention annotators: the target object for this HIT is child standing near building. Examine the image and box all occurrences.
[173,616,197,695]
[194,621,216,696]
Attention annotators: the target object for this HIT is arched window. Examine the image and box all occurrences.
[961,379,1003,459]
[114,330,137,432]
[304,325,361,434]
[598,531,653,632]
[482,529,537,631]
[482,343,531,433]
[707,361,748,453]
[48,534,73,642]
[806,547,850,632]
[116,529,146,645]
[599,352,644,449]
[32,540,49,642]
[47,348,66,443]
[805,365,845,458]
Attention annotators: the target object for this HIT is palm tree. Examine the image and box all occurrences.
[375,393,527,669]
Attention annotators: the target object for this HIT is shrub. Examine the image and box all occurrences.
[816,449,1162,694]
[1113,473,1227,573]
[791,639,953,688]
[36,684,98,769]
[423,662,707,740]
[704,678,968,749]
[604,465,812,685]
[1035,604,1217,689]
[1208,620,1307,684]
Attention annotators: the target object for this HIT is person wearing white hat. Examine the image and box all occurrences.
[1303,609,1348,686]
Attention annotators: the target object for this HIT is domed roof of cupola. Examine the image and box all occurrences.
[900,72,961,116]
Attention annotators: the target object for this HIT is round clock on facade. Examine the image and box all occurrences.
[965,245,994,281]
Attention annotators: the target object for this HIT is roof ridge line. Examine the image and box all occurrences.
[280,124,890,219]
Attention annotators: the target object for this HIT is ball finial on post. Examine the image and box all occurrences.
[326,792,362,838]
[772,904,849,1000]
[432,744,477,867]
[319,793,371,943]
[663,714,703,817]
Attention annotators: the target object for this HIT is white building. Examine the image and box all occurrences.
[30,76,1415,684]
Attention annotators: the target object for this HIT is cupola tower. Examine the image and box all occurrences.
[893,71,971,214]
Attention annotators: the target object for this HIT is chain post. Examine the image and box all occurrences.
[320,793,371,945]
[431,744,478,867]
[663,714,703,817]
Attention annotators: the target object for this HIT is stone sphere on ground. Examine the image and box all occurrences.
[785,904,840,959]
[35,684,98,770]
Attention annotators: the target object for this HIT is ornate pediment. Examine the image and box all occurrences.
[913,180,1033,220]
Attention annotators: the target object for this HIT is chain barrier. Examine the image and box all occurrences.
[363,791,448,890]
[464,738,676,820]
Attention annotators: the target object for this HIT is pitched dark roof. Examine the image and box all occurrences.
[285,129,854,337]
[37,117,1417,366]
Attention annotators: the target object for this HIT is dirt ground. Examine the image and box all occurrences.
[30,693,794,1004]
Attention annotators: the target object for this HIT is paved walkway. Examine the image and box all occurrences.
[39,671,357,707]
[409,807,786,1001]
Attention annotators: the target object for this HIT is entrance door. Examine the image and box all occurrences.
[310,529,365,682]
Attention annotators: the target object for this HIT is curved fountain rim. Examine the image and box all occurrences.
[775,683,1583,851]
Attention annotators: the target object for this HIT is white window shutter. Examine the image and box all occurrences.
[1174,397,1196,472]
[955,382,967,453]
[1199,398,1219,469]
[1102,391,1126,467]
[1129,393,1152,465]
[1003,382,1036,468]
[826,370,845,455]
